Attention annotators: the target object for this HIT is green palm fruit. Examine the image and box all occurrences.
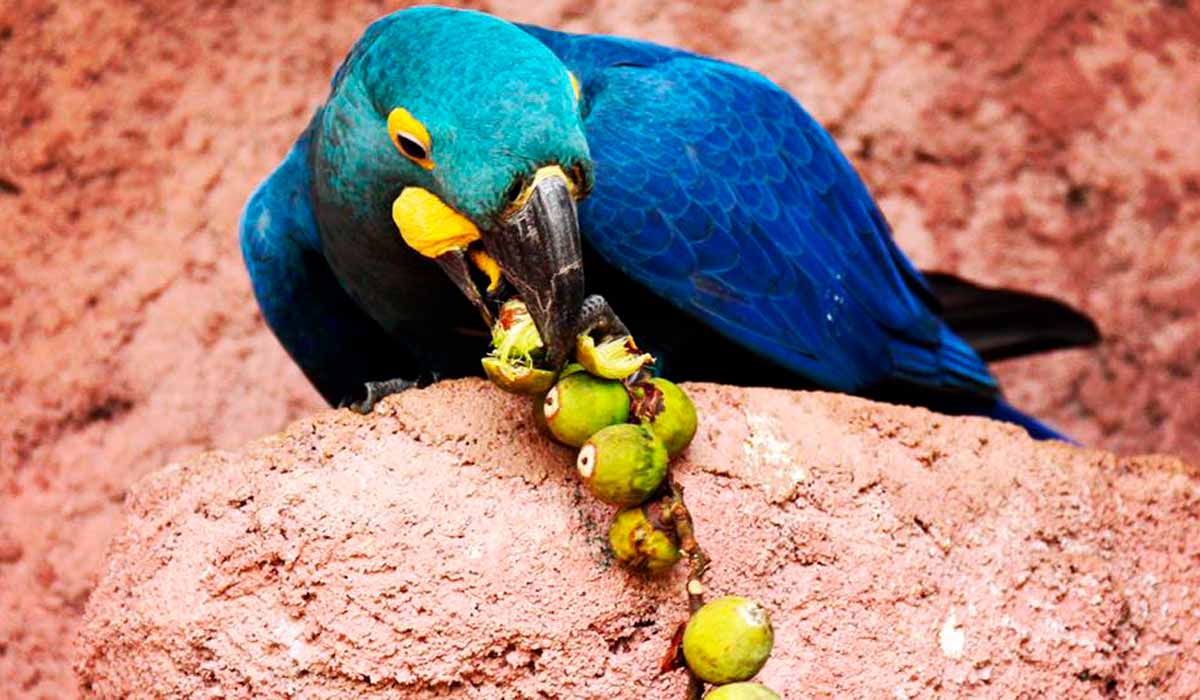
[482,300,553,395]
[704,683,781,700]
[577,424,668,506]
[682,596,774,684]
[543,373,630,447]
[608,502,681,573]
[576,333,654,379]
[481,357,556,395]
[531,364,588,434]
[631,378,697,457]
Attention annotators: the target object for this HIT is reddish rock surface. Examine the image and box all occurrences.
[75,381,1200,698]
[1,1,1197,697]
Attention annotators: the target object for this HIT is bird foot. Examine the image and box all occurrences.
[577,294,631,342]
[576,294,654,384]
[343,377,422,414]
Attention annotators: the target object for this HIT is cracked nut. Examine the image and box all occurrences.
[482,300,553,394]
[576,333,654,380]
[481,357,556,395]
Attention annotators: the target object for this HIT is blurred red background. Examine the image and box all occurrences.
[1,0,1196,696]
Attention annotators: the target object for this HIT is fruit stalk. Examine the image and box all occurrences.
[665,478,709,700]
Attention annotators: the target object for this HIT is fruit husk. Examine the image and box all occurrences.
[481,357,556,395]
[576,333,653,380]
[659,620,688,673]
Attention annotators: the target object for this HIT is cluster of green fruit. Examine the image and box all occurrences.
[483,300,781,699]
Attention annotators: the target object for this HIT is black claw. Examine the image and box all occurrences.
[577,294,630,341]
[343,377,421,414]
[576,294,656,384]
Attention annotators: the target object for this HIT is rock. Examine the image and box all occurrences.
[75,380,1200,698]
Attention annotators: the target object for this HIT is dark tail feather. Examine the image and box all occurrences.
[922,272,1100,362]
[986,399,1078,444]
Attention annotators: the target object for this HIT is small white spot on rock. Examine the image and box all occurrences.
[505,648,532,667]
[743,412,792,469]
[939,609,966,659]
[273,618,314,668]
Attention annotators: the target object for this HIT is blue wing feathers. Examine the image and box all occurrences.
[523,26,998,397]
[245,17,1058,436]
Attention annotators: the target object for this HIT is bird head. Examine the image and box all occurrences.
[315,7,593,366]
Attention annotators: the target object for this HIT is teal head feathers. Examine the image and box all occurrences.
[312,7,593,361]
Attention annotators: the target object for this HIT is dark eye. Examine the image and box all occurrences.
[394,132,428,161]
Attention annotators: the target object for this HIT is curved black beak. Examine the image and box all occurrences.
[483,169,584,367]
[434,249,494,328]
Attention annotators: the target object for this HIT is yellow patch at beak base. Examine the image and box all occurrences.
[503,165,577,219]
[469,249,503,293]
[392,187,481,259]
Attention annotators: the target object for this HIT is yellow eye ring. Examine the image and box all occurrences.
[387,107,435,170]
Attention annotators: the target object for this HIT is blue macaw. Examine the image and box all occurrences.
[241,7,1097,439]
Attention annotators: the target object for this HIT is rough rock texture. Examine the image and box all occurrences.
[2,1,1198,697]
[75,380,1200,698]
